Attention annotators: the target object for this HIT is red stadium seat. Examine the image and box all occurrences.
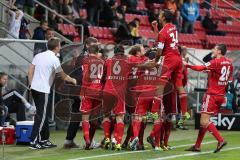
[179,34,203,49]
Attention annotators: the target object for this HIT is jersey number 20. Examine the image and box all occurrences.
[90,64,103,79]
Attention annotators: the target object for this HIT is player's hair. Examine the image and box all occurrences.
[162,9,174,23]
[216,44,227,55]
[85,37,98,46]
[114,45,125,55]
[47,37,61,50]
[88,44,99,54]
[128,45,141,56]
[0,72,7,79]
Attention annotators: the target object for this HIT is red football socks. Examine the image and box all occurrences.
[82,121,90,143]
[115,122,125,144]
[195,126,207,148]
[207,122,224,142]
[103,120,111,139]
[179,93,188,114]
[164,121,172,146]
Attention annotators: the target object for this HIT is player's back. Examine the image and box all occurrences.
[158,23,179,56]
[104,55,129,90]
[82,55,105,89]
[207,57,233,95]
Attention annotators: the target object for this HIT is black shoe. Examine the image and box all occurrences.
[41,140,57,148]
[137,144,145,150]
[147,136,155,149]
[85,142,93,150]
[29,143,46,150]
[63,142,80,149]
[214,141,227,153]
[121,143,128,150]
[185,145,201,152]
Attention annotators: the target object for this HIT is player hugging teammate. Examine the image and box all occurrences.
[72,9,231,154]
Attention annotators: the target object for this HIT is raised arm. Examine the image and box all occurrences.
[186,64,207,71]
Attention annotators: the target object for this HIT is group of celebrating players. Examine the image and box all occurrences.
[73,9,233,153]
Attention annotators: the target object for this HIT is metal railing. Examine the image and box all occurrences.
[203,0,240,23]
[33,0,84,43]
[0,0,73,44]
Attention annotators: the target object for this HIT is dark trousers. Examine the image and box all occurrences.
[30,89,49,143]
[182,20,194,34]
[66,98,81,141]
[3,90,26,121]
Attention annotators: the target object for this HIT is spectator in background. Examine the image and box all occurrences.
[32,20,48,41]
[0,72,8,126]
[86,0,104,26]
[130,18,142,44]
[181,0,199,33]
[15,0,24,10]
[100,0,118,27]
[24,0,35,16]
[175,10,183,32]
[48,12,58,30]
[19,17,31,39]
[148,8,159,23]
[0,72,36,125]
[115,21,133,44]
[62,0,74,21]
[33,28,55,55]
[7,8,24,38]
[165,0,177,15]
[202,11,225,36]
[121,0,144,15]
[202,0,211,10]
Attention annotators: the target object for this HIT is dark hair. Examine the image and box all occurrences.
[114,45,125,55]
[85,37,98,46]
[216,44,227,55]
[47,38,61,50]
[129,45,141,56]
[0,72,7,79]
[88,44,99,54]
[134,18,141,23]
[40,20,48,26]
[46,28,54,32]
[163,9,174,23]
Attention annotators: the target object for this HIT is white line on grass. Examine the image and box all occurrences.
[68,141,216,160]
[148,146,240,160]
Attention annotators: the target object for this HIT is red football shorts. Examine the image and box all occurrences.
[201,94,225,115]
[80,97,102,113]
[160,54,183,87]
[151,97,164,115]
[134,97,153,116]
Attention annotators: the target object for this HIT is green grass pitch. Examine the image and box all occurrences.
[1,125,240,160]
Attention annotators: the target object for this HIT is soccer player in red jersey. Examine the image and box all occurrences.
[122,45,151,150]
[185,44,233,153]
[140,9,189,123]
[101,45,129,150]
[79,44,105,149]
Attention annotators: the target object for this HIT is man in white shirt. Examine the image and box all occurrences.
[28,37,76,149]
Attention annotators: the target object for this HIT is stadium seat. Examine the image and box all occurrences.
[88,26,116,44]
[206,35,240,50]
[179,34,203,49]
[79,9,87,19]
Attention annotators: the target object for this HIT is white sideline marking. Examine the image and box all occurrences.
[68,141,216,160]
[148,146,240,160]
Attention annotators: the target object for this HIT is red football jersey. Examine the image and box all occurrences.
[81,55,105,89]
[205,57,233,95]
[157,23,179,56]
[104,55,129,91]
